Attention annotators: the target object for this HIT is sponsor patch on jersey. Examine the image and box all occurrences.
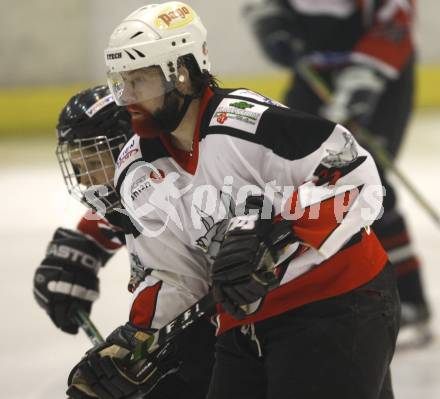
[130,175,152,201]
[116,136,141,169]
[114,136,142,187]
[229,89,288,109]
[128,165,166,201]
[209,98,268,134]
[155,4,195,30]
[85,94,115,117]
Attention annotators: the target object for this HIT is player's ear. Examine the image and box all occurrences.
[175,66,192,95]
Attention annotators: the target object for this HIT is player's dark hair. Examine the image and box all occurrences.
[178,54,219,97]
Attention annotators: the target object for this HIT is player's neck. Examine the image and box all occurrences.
[170,98,201,153]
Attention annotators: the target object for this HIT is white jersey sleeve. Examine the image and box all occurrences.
[260,123,383,259]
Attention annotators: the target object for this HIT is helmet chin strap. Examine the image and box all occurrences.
[155,90,194,134]
[131,89,194,140]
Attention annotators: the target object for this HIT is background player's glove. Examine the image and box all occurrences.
[33,227,112,334]
[212,196,296,320]
[67,323,180,399]
[321,64,386,125]
[246,0,306,67]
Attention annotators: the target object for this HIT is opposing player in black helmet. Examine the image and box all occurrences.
[56,84,132,214]
[34,85,215,399]
[33,85,129,335]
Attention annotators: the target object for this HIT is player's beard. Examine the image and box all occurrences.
[129,91,185,139]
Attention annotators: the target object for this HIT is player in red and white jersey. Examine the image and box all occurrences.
[66,2,400,399]
[113,87,391,334]
[250,0,414,82]
[248,0,430,332]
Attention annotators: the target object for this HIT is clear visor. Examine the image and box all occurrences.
[107,66,175,106]
[56,135,126,212]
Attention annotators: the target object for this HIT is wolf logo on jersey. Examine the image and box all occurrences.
[194,192,236,259]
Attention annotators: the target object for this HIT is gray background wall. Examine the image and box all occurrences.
[1,0,439,86]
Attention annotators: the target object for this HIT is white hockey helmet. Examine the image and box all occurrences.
[105,2,210,105]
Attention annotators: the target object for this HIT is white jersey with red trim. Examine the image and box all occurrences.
[114,87,388,334]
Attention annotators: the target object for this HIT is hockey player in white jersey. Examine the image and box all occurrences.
[67,2,400,399]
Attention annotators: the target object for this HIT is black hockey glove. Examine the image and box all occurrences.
[246,0,306,67]
[212,196,296,320]
[321,64,386,126]
[33,227,112,334]
[67,323,180,399]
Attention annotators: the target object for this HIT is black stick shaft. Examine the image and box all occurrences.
[132,245,306,362]
[134,292,216,360]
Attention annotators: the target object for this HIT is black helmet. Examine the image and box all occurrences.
[56,85,132,213]
[56,85,131,143]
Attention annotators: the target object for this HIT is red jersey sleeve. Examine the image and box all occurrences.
[352,0,414,78]
[76,210,124,253]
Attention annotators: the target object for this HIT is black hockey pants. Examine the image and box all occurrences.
[207,262,400,399]
[147,317,216,399]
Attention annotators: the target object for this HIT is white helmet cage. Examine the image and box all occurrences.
[105,2,210,105]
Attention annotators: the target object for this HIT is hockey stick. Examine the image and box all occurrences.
[133,290,216,361]
[74,270,198,352]
[296,61,440,227]
[73,308,104,346]
[132,246,302,361]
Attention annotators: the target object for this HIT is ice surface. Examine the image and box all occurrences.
[0,111,439,398]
